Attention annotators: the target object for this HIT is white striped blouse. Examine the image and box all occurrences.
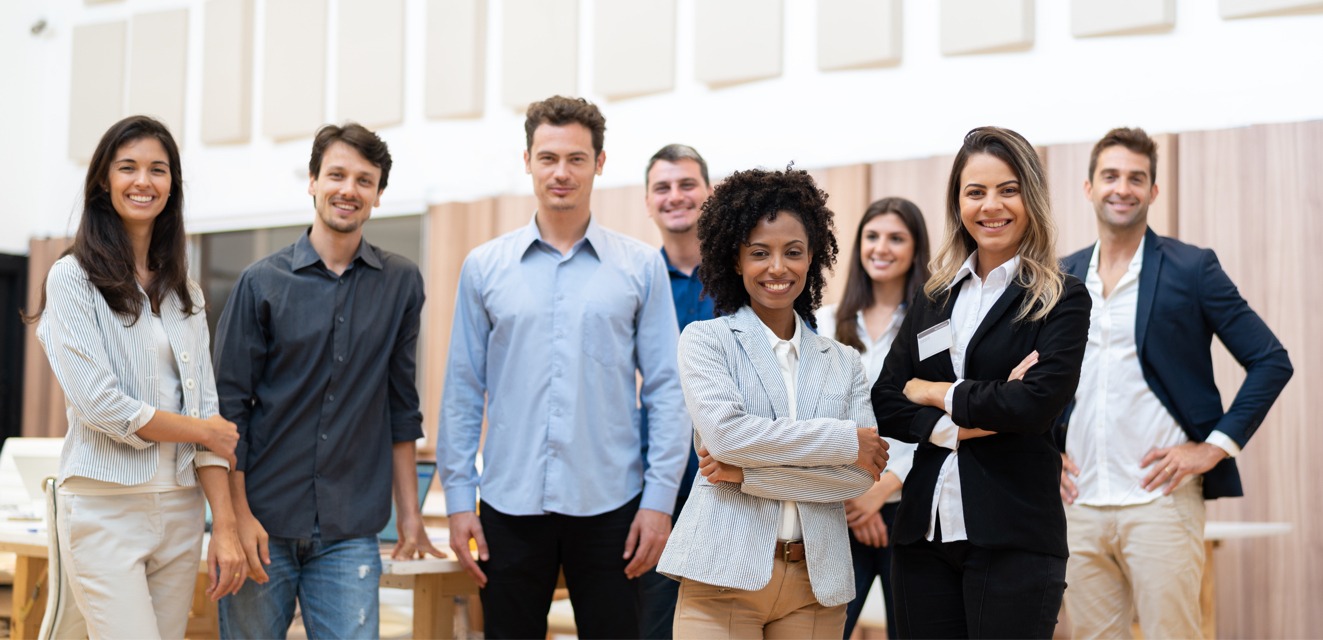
[36,255,229,487]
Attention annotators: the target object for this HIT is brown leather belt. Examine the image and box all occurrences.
[775,540,806,563]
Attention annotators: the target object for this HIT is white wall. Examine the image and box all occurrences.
[3,0,1323,254]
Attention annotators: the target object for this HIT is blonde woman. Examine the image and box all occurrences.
[871,127,1090,638]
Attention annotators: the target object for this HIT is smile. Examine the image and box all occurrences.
[762,282,793,292]
[127,194,155,203]
[980,220,1010,228]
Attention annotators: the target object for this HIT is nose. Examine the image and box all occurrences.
[133,168,151,187]
[982,195,1004,214]
[768,253,787,276]
[1113,179,1133,197]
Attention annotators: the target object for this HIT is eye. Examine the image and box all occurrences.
[863,231,879,241]
[965,188,984,198]
[1001,186,1020,196]
[152,167,169,176]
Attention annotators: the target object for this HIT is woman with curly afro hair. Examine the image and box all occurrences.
[657,166,891,638]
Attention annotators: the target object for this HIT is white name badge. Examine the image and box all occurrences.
[917,320,953,361]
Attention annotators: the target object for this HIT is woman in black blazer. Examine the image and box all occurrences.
[871,127,1090,639]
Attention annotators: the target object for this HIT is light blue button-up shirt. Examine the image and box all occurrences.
[439,215,689,517]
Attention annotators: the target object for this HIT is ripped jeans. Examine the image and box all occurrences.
[219,531,382,639]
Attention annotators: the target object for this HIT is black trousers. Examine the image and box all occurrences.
[891,535,1066,639]
[478,496,641,639]
[844,501,901,639]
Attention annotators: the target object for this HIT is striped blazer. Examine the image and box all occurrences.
[36,255,228,486]
[658,306,876,607]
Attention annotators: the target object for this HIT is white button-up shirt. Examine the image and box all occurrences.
[762,318,804,541]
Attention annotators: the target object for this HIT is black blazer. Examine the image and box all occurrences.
[1056,228,1293,499]
[872,272,1090,558]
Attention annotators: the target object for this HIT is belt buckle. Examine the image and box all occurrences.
[782,541,793,563]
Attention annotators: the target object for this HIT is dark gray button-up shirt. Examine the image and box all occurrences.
[214,231,424,540]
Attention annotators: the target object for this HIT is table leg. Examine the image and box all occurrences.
[1201,540,1217,639]
[12,556,48,640]
[412,573,452,640]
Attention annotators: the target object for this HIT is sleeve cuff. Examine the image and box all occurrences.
[929,415,959,450]
[444,486,478,516]
[1205,431,1241,458]
[194,449,231,471]
[943,380,961,415]
[122,404,157,450]
[640,485,679,516]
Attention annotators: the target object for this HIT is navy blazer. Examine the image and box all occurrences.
[1056,228,1293,499]
[873,273,1091,558]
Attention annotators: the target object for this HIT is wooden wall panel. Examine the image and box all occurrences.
[494,194,537,237]
[806,165,871,307]
[425,0,486,119]
[202,0,254,144]
[1043,134,1178,257]
[68,21,126,162]
[1179,121,1321,639]
[21,238,73,438]
[590,184,658,247]
[337,0,404,129]
[128,9,189,139]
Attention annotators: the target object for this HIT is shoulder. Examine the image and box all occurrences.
[366,242,423,282]
[240,243,296,280]
[1062,245,1092,271]
[1153,233,1218,272]
[679,317,734,351]
[47,255,88,287]
[596,227,665,265]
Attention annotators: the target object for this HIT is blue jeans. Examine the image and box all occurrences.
[219,533,382,639]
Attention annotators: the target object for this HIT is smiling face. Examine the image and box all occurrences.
[860,212,915,286]
[308,141,382,237]
[646,158,711,235]
[106,136,172,235]
[959,153,1027,273]
[737,212,811,334]
[524,122,604,215]
[1086,144,1158,232]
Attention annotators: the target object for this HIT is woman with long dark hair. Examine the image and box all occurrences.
[871,127,1091,638]
[814,197,930,639]
[31,115,246,638]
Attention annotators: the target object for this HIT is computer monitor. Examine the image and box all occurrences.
[0,437,64,521]
[378,460,438,544]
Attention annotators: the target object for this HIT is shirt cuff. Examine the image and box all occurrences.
[929,415,959,450]
[640,484,679,516]
[444,486,478,516]
[194,449,232,471]
[944,380,961,415]
[1205,431,1241,458]
[123,404,157,450]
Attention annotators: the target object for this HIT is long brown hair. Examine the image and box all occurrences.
[833,197,930,352]
[925,126,1063,322]
[28,115,196,324]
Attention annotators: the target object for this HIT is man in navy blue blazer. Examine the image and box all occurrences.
[1056,127,1292,639]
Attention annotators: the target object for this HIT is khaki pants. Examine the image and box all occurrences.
[1064,479,1205,639]
[674,557,846,639]
[58,488,204,640]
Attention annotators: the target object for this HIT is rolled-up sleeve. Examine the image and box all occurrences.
[212,270,266,472]
[388,268,425,443]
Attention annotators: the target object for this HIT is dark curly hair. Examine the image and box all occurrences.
[697,166,838,327]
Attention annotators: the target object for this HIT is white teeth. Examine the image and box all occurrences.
[128,194,153,203]
[982,220,1009,228]
[764,282,790,291]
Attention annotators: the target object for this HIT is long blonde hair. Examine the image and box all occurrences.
[924,126,1063,322]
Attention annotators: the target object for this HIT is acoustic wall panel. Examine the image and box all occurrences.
[594,0,675,99]
[202,0,254,144]
[69,21,127,162]
[263,0,326,140]
[818,0,902,70]
[940,0,1034,56]
[338,0,404,128]
[695,0,783,87]
[1221,0,1323,17]
[1072,0,1174,37]
[501,0,578,110]
[128,10,189,140]
[425,0,486,118]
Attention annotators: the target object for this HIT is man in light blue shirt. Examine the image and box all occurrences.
[438,95,689,638]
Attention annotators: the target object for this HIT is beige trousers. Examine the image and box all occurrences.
[1064,479,1206,639]
[673,557,846,639]
[57,488,204,640]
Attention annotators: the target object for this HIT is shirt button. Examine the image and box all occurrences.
[179,351,191,363]
[338,316,345,323]
[328,394,335,402]
[189,409,200,418]
[336,355,344,362]
[184,378,196,390]
[338,278,344,285]
[321,433,328,441]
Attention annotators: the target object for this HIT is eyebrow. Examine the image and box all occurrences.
[964,179,1019,189]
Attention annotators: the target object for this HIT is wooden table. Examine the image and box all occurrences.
[0,527,479,640]
[1200,521,1292,639]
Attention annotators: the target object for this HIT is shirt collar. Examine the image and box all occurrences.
[517,212,604,260]
[760,313,802,356]
[948,251,1021,290]
[1086,234,1146,274]
[290,229,383,272]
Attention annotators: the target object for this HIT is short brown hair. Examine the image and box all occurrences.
[309,122,393,191]
[1088,127,1158,185]
[524,95,607,156]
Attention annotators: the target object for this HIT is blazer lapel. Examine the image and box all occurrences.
[730,307,791,419]
[966,281,1027,358]
[1135,227,1163,355]
[795,326,833,419]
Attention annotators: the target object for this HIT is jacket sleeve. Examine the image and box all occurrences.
[680,322,859,469]
[1198,250,1293,446]
[36,259,154,449]
[872,297,948,444]
[950,277,1092,434]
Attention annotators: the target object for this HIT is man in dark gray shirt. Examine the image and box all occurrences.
[213,123,443,639]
